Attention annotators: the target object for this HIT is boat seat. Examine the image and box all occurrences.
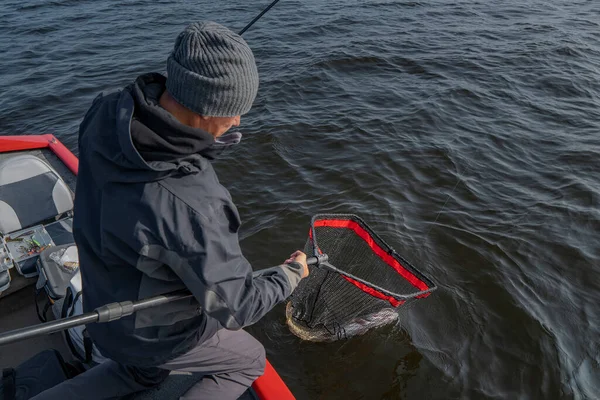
[0,155,73,234]
[45,218,75,246]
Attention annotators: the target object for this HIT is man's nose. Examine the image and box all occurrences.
[233,116,241,127]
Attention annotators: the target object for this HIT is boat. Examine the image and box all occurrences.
[0,134,295,400]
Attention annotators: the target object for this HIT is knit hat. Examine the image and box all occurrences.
[166,21,259,117]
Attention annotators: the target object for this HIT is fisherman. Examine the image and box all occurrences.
[34,21,309,400]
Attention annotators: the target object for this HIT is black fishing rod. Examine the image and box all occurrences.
[239,0,282,35]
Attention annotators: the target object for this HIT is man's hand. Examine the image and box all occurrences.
[284,250,309,279]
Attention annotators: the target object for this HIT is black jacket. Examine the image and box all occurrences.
[73,73,303,367]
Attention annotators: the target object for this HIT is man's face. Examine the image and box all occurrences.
[200,115,241,138]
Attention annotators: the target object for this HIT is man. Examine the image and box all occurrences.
[36,21,308,400]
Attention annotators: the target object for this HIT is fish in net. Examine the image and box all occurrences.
[286,214,436,341]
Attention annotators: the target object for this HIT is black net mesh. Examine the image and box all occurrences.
[287,214,435,341]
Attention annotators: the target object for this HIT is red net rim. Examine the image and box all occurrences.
[310,218,431,306]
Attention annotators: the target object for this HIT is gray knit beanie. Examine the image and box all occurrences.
[166,21,259,117]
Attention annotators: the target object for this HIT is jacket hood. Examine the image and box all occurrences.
[130,73,218,163]
[84,73,240,186]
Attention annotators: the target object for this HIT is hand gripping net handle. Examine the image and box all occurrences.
[309,214,437,302]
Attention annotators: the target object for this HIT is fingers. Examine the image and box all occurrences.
[290,250,302,258]
[285,252,299,263]
[284,250,305,265]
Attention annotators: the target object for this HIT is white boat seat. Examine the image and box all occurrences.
[0,155,73,234]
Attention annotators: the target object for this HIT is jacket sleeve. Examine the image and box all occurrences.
[142,204,304,330]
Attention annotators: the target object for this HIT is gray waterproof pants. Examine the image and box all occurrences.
[31,329,266,400]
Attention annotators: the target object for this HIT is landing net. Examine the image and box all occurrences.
[288,214,436,340]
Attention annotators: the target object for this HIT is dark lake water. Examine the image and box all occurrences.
[1,0,599,398]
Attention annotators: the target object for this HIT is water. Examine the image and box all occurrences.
[1,0,599,398]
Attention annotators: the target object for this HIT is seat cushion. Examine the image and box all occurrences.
[0,155,73,234]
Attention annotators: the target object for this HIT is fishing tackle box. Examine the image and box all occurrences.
[2,225,54,278]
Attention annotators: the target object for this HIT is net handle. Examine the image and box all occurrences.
[0,256,328,347]
[318,261,436,300]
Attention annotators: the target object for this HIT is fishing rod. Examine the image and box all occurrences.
[239,0,282,35]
